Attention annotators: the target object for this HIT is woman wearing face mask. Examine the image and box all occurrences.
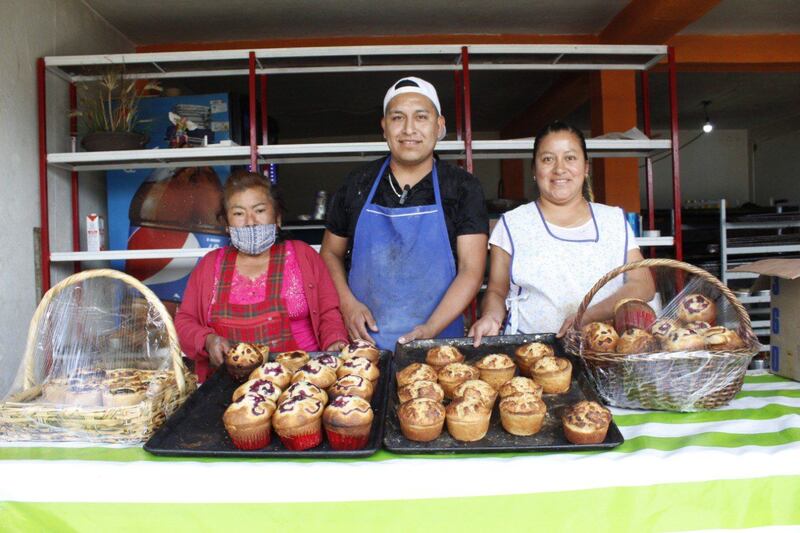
[469,121,655,346]
[175,171,348,383]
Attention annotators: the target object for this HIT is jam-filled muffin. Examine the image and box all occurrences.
[684,321,712,334]
[661,328,706,352]
[249,361,294,389]
[425,345,465,370]
[223,392,276,450]
[340,339,381,364]
[703,326,745,351]
[445,396,492,442]
[291,360,337,390]
[437,362,480,399]
[397,380,445,404]
[396,362,438,388]
[278,381,328,406]
[315,354,342,372]
[562,400,612,445]
[224,343,265,381]
[474,354,516,390]
[514,342,553,377]
[499,393,547,436]
[650,318,680,342]
[337,356,380,383]
[531,356,572,394]
[233,378,282,405]
[616,328,658,354]
[498,376,543,400]
[582,322,620,353]
[677,294,717,325]
[273,351,310,374]
[397,398,446,442]
[272,395,325,450]
[328,374,374,401]
[323,395,374,450]
[453,379,498,409]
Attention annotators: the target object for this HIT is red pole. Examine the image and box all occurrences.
[260,74,268,146]
[460,46,473,174]
[248,52,257,172]
[70,83,81,272]
[667,47,683,261]
[453,69,464,167]
[37,57,51,292]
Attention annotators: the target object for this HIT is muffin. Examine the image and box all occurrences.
[499,393,547,436]
[425,345,465,370]
[453,379,498,409]
[650,318,679,342]
[613,298,656,333]
[445,397,492,442]
[224,343,265,381]
[273,351,310,374]
[582,322,620,353]
[323,395,374,450]
[233,378,282,405]
[616,328,658,354]
[661,328,706,352]
[329,374,374,401]
[278,381,328,406]
[685,320,712,334]
[474,354,516,390]
[337,356,380,383]
[677,294,717,325]
[272,395,325,450]
[531,356,572,394]
[703,326,745,351]
[397,380,445,404]
[223,392,276,450]
[315,354,342,372]
[340,339,381,364]
[252,343,270,361]
[437,362,480,399]
[396,362,438,388]
[291,360,337,390]
[562,401,612,445]
[498,376,543,400]
[397,397,446,442]
[248,362,293,389]
[514,342,553,377]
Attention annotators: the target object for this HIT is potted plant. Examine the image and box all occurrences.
[73,68,162,151]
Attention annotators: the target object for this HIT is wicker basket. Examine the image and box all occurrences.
[564,259,759,412]
[0,269,196,443]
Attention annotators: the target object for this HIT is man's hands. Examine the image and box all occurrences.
[341,298,379,344]
[397,323,436,345]
[204,334,231,367]
[468,315,502,347]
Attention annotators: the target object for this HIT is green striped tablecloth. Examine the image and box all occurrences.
[2,371,799,533]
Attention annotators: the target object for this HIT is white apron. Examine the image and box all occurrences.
[501,201,629,334]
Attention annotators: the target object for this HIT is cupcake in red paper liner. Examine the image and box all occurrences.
[272,395,324,450]
[323,395,374,450]
[278,380,328,406]
[232,378,282,405]
[223,392,276,450]
[249,361,293,390]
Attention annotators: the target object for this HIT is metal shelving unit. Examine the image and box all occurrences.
[38,44,683,291]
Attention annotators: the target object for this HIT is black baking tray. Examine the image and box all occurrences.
[144,351,391,458]
[383,334,624,454]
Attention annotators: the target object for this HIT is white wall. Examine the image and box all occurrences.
[753,130,800,206]
[0,0,133,398]
[640,129,751,209]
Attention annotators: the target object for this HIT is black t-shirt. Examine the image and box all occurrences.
[326,156,489,266]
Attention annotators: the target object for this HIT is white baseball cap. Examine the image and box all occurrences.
[383,76,446,140]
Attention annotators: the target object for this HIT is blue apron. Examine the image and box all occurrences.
[348,157,464,351]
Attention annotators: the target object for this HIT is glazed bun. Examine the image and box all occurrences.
[583,322,620,352]
[677,294,717,325]
[703,326,745,351]
[616,328,658,354]
[661,328,706,352]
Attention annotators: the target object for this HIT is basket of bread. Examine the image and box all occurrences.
[0,269,196,443]
[565,259,760,412]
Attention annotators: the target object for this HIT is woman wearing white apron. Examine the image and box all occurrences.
[469,121,655,345]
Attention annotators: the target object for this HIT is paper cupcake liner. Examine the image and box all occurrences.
[278,429,322,451]
[325,428,369,450]
[229,428,271,450]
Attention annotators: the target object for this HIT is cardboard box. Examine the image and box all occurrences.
[732,259,800,382]
[86,213,106,252]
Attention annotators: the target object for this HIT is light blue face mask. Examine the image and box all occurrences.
[228,224,277,255]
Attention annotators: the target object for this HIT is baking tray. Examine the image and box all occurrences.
[144,351,391,458]
[383,334,624,454]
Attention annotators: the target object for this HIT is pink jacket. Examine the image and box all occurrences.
[175,241,348,382]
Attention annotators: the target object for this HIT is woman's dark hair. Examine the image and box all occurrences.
[531,120,594,202]
[221,169,289,242]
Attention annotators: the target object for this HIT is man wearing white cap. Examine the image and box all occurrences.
[321,76,489,350]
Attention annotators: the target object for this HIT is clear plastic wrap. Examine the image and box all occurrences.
[0,269,196,443]
[565,259,760,412]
